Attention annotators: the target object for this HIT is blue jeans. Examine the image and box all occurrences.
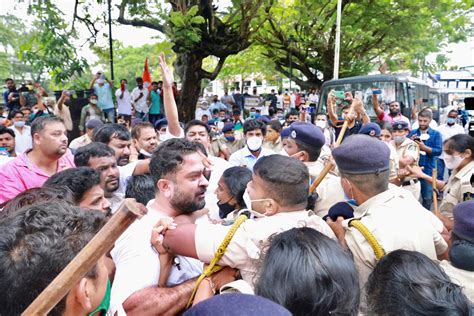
[135,111,145,119]
[149,113,163,126]
[437,158,445,181]
[103,108,115,123]
[420,178,433,210]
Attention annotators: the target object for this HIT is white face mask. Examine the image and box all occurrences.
[444,154,464,170]
[246,136,263,151]
[242,188,271,216]
[315,120,326,129]
[139,148,152,158]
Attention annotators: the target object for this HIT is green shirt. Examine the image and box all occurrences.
[149,90,161,115]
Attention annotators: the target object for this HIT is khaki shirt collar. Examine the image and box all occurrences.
[454,160,474,180]
[353,189,396,218]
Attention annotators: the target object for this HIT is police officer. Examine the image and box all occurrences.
[283,122,345,217]
[438,201,474,302]
[391,121,421,200]
[359,122,399,183]
[408,134,474,229]
[327,135,448,289]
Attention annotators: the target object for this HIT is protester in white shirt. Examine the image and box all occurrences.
[229,119,275,170]
[110,138,205,315]
[8,109,32,153]
[116,79,132,118]
[131,77,149,119]
[438,110,465,142]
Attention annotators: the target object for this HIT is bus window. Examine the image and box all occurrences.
[318,81,396,118]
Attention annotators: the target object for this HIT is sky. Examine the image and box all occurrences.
[1,0,473,71]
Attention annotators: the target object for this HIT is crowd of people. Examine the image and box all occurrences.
[0,52,473,315]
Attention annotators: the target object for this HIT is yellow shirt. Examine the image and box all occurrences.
[344,186,448,288]
[195,210,335,285]
[440,160,474,219]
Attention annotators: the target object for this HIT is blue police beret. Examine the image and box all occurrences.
[280,127,291,138]
[359,123,381,137]
[392,121,409,131]
[333,135,390,174]
[289,122,325,148]
[222,123,235,133]
[453,200,474,243]
[184,293,291,316]
[154,118,168,130]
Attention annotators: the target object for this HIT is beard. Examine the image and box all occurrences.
[389,110,399,116]
[170,185,207,214]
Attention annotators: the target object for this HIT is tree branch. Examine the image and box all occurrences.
[116,0,165,33]
[199,56,227,80]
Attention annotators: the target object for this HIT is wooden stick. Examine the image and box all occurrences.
[309,111,352,194]
[22,199,144,315]
[432,167,439,216]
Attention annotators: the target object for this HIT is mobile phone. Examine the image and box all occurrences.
[372,89,382,95]
[413,137,421,142]
[332,91,346,99]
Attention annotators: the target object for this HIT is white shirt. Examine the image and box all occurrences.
[308,93,319,104]
[206,156,232,219]
[117,161,137,195]
[110,200,203,315]
[195,108,211,121]
[9,125,32,154]
[437,123,465,142]
[115,89,132,116]
[131,87,149,113]
[229,146,275,171]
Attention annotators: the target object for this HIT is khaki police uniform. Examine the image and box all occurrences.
[194,210,335,286]
[387,142,399,181]
[217,137,245,155]
[394,138,421,200]
[439,260,474,303]
[439,160,474,219]
[344,186,448,287]
[305,160,345,218]
[263,137,283,153]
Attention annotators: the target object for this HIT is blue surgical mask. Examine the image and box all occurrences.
[447,118,456,126]
[344,194,358,207]
[225,136,235,142]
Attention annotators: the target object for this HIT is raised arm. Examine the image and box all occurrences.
[327,92,338,125]
[159,53,181,137]
[371,92,383,117]
[89,75,97,90]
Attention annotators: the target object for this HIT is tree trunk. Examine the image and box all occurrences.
[174,52,204,122]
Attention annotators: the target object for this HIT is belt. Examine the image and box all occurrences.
[402,179,419,186]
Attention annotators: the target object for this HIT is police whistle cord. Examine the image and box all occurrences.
[22,199,142,316]
[186,213,248,309]
[309,110,353,194]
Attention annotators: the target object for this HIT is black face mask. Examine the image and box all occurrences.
[218,200,235,219]
[138,85,143,89]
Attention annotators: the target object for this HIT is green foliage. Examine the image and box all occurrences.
[168,5,206,53]
[258,0,474,87]
[20,1,89,85]
[91,40,175,88]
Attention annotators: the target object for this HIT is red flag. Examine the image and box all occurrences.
[142,57,152,91]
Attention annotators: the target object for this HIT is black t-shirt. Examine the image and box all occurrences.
[334,120,363,140]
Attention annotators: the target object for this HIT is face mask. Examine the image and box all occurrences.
[138,85,143,89]
[249,112,256,117]
[343,180,358,206]
[444,154,464,170]
[225,136,235,142]
[139,148,152,158]
[246,136,263,151]
[393,135,405,145]
[315,120,326,129]
[242,189,271,215]
[90,99,98,105]
[217,200,235,219]
[447,118,456,126]
[277,114,284,120]
[14,121,25,128]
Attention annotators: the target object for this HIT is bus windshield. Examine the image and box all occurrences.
[318,81,397,118]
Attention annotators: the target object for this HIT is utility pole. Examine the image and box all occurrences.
[108,0,115,81]
[333,0,342,80]
[289,35,295,90]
